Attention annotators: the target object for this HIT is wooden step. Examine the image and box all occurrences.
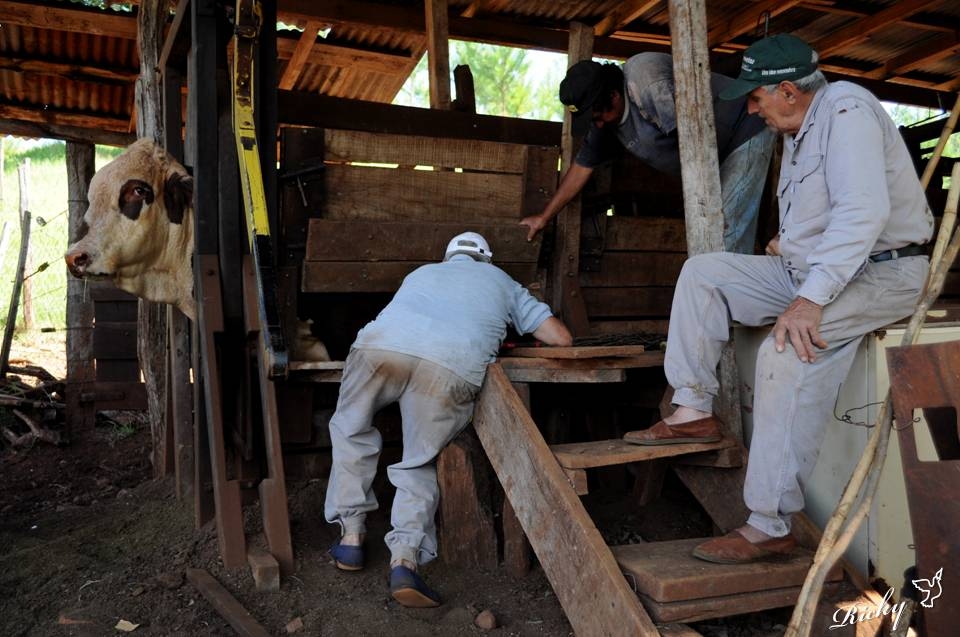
[612,538,844,623]
[551,436,736,470]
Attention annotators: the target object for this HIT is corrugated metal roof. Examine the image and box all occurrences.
[1,0,958,144]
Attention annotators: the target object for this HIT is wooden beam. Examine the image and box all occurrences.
[277,92,561,145]
[425,0,452,109]
[0,103,131,133]
[276,38,414,75]
[0,54,136,84]
[707,0,803,48]
[594,0,660,38]
[473,364,658,635]
[812,0,941,59]
[159,0,191,72]
[0,0,137,39]
[186,568,271,637]
[279,21,323,90]
[278,0,650,60]
[0,116,134,146]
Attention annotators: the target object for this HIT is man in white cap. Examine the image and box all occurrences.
[622,34,934,564]
[325,231,572,606]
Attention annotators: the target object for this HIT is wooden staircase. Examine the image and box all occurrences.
[473,360,842,636]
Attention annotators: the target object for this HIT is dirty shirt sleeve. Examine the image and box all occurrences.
[508,283,554,336]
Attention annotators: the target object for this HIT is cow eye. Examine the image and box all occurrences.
[134,185,152,198]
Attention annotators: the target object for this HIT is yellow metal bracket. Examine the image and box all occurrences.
[233,0,287,378]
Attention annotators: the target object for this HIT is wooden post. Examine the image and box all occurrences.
[550,22,592,336]
[451,64,476,113]
[18,162,33,331]
[425,0,451,110]
[65,142,97,434]
[0,177,30,379]
[137,0,172,476]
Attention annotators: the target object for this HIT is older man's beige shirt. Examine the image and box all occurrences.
[777,81,934,306]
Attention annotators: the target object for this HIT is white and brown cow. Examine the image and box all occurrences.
[64,139,328,362]
[65,139,196,319]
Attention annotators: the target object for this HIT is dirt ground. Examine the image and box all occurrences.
[1,338,855,637]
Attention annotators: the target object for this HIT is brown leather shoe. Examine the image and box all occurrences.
[692,530,796,564]
[622,416,723,446]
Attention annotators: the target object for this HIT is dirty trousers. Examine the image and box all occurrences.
[324,348,478,565]
[664,252,927,537]
[720,128,777,255]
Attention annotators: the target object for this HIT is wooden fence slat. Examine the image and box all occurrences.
[305,220,540,262]
[322,165,523,221]
[582,287,676,318]
[580,252,686,288]
[302,261,539,293]
[324,129,527,173]
[604,216,687,252]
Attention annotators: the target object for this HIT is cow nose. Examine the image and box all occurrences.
[65,251,89,277]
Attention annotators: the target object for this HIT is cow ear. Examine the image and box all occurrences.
[163,172,193,225]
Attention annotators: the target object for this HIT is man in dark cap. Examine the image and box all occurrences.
[621,34,933,564]
[520,52,775,254]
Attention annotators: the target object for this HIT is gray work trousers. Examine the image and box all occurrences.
[324,348,479,565]
[664,252,927,537]
[720,128,777,255]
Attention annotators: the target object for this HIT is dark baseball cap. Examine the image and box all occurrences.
[559,60,605,135]
[720,34,818,100]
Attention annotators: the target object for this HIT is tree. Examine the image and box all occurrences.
[395,41,565,122]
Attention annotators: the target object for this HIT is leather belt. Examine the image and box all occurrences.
[868,244,928,262]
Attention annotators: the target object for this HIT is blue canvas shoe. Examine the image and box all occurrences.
[329,541,364,571]
[389,565,441,608]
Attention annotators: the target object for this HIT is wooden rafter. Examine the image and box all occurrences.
[812,0,940,59]
[425,0,451,109]
[0,0,137,39]
[593,0,660,38]
[706,0,803,48]
[279,20,322,90]
[0,103,130,133]
[276,38,414,75]
[0,54,137,84]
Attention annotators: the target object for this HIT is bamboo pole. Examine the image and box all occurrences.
[786,173,960,637]
[920,93,960,190]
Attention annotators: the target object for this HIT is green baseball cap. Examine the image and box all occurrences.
[559,60,605,135]
[719,34,817,100]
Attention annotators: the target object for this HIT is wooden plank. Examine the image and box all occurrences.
[0,0,137,39]
[637,582,839,624]
[502,345,647,359]
[95,359,140,382]
[305,219,539,262]
[580,252,686,288]
[811,0,939,59]
[672,444,745,469]
[582,287,675,318]
[437,431,498,569]
[673,464,749,534]
[276,36,413,74]
[185,568,271,637]
[92,322,138,359]
[65,141,96,434]
[591,319,670,336]
[322,165,523,221]
[594,0,661,37]
[503,367,625,383]
[612,538,842,602]
[473,363,658,635]
[522,145,560,217]
[497,354,665,370]
[324,129,528,173]
[425,0,451,109]
[86,381,147,411]
[279,21,322,90]
[302,261,538,293]
[278,92,561,147]
[93,299,138,323]
[552,437,736,470]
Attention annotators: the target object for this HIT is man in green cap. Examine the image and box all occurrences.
[621,34,934,563]
[520,52,775,254]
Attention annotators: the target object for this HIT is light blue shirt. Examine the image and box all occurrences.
[352,255,554,386]
[778,81,935,305]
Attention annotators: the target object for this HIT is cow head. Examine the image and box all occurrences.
[65,139,196,320]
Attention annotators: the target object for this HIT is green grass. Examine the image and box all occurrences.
[1,138,123,334]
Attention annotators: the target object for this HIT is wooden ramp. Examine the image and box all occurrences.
[474,362,841,635]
